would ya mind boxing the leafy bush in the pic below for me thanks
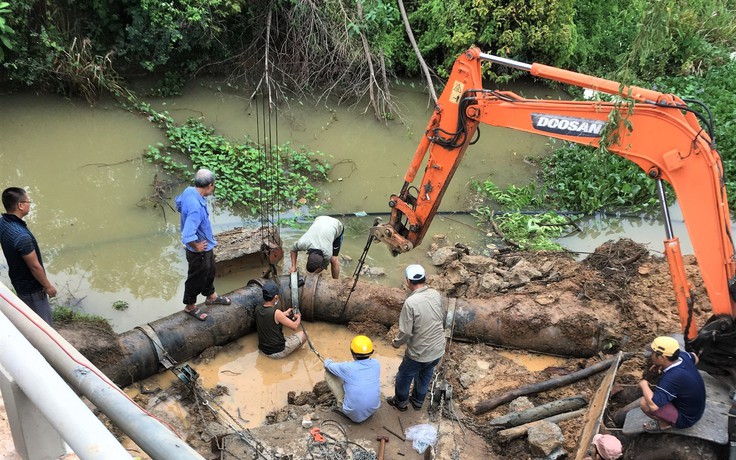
[541,144,660,214]
[143,112,331,214]
[407,0,578,80]
[0,1,14,61]
[471,181,570,250]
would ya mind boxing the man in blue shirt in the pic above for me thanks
[0,187,56,325]
[639,335,706,431]
[324,335,381,423]
[175,169,230,321]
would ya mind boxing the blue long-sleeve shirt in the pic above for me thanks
[175,187,217,251]
[324,358,381,423]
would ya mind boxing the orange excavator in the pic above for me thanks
[370,47,736,374]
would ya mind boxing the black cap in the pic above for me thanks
[262,280,279,300]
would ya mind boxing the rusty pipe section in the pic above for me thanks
[102,275,608,386]
[296,276,605,357]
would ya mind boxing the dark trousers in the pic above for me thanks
[183,250,216,305]
[18,289,53,325]
[394,356,441,407]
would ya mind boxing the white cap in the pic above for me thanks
[405,264,426,281]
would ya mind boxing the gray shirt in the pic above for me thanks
[291,216,344,266]
[393,285,446,362]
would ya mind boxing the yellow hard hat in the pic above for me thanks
[649,336,680,357]
[350,335,374,355]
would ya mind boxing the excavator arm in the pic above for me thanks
[372,47,736,364]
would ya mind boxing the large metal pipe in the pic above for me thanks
[99,275,612,387]
[0,309,132,459]
[0,283,205,460]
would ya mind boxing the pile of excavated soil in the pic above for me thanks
[55,238,709,459]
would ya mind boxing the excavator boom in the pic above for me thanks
[372,48,736,360]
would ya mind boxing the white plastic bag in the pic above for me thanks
[405,423,437,454]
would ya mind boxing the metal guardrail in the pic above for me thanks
[0,282,205,460]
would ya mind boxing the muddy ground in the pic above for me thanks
[56,238,710,459]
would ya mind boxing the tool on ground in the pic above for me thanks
[310,426,326,443]
[383,425,405,442]
[341,217,382,312]
[376,435,388,460]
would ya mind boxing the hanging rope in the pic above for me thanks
[254,74,283,278]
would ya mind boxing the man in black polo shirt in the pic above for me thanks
[0,187,56,324]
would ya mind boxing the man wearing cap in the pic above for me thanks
[254,280,306,359]
[387,264,446,411]
[583,434,623,460]
[638,336,706,431]
[290,216,344,279]
[323,335,381,423]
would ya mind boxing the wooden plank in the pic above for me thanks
[573,351,623,460]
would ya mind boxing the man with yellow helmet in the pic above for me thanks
[323,335,381,423]
[638,335,706,431]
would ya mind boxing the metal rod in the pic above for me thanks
[479,52,532,72]
[656,179,675,239]
[383,425,406,442]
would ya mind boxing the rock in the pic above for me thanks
[534,294,557,306]
[508,397,534,413]
[204,422,230,439]
[213,226,278,276]
[458,357,490,389]
[359,265,386,277]
[443,260,471,285]
[293,392,310,406]
[527,421,564,457]
[506,259,542,284]
[313,380,331,397]
[431,246,463,266]
[539,260,556,275]
[461,254,498,273]
[478,272,507,294]
[432,234,449,245]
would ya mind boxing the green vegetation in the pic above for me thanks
[0,2,14,61]
[112,300,129,311]
[472,182,570,250]
[53,307,114,333]
[137,102,330,214]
